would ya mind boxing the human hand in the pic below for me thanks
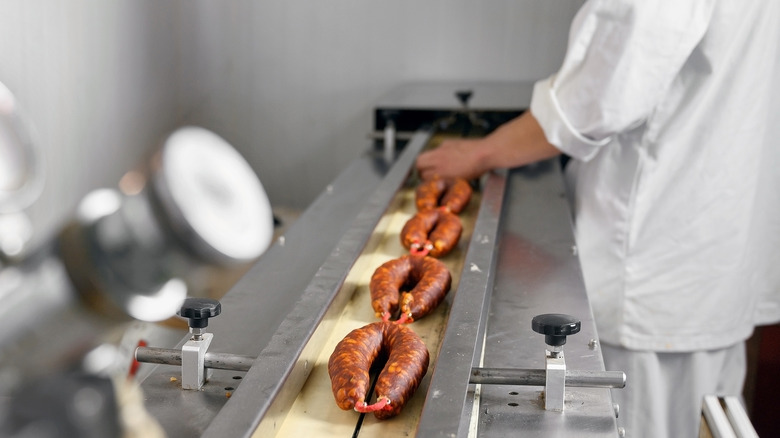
[415,138,488,181]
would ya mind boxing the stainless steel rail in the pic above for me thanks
[200,130,433,438]
[135,347,254,372]
[415,169,507,437]
[470,368,626,389]
[416,160,619,437]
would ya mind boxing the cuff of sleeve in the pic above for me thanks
[530,76,610,162]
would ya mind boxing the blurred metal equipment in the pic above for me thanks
[2,373,122,438]
[0,82,274,437]
[700,395,759,438]
[150,126,274,265]
[0,81,44,259]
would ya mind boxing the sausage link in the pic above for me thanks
[400,209,463,258]
[415,176,472,214]
[399,256,452,322]
[328,321,430,419]
[373,322,430,419]
[400,210,439,253]
[439,178,473,214]
[427,210,462,258]
[415,177,447,211]
[327,323,384,411]
[369,256,410,320]
[369,255,451,323]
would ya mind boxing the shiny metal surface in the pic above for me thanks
[417,160,618,437]
[181,333,213,390]
[415,169,507,436]
[470,368,625,389]
[476,161,617,437]
[544,351,567,411]
[723,396,758,438]
[0,81,44,214]
[135,347,254,372]
[702,395,759,438]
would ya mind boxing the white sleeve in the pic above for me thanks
[531,0,716,161]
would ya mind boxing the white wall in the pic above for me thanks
[0,1,583,243]
[0,1,185,243]
[177,0,584,208]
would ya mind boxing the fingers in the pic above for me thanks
[415,154,438,180]
[416,140,461,178]
[417,162,440,181]
[415,139,482,180]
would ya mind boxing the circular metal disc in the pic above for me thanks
[155,126,273,264]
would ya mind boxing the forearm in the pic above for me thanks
[475,110,561,172]
[415,109,561,180]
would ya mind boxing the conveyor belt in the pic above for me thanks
[271,170,480,437]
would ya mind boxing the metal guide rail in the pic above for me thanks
[418,161,621,437]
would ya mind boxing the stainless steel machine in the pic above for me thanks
[132,81,625,437]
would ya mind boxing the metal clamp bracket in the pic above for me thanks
[469,314,626,413]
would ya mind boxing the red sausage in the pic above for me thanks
[400,209,463,258]
[369,255,451,323]
[328,321,430,419]
[415,176,472,214]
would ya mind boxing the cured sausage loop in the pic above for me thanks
[369,255,451,324]
[328,321,430,419]
[401,209,463,258]
[415,176,472,214]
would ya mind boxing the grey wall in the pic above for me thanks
[0,1,186,244]
[176,1,584,208]
[0,1,584,244]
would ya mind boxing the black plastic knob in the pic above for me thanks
[456,90,473,106]
[532,314,581,347]
[178,297,221,329]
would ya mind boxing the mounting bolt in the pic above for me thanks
[178,297,221,341]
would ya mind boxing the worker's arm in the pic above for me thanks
[415,110,561,181]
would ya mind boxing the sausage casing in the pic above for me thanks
[415,176,472,214]
[328,321,430,419]
[440,178,473,214]
[415,177,447,211]
[401,209,463,258]
[369,255,451,322]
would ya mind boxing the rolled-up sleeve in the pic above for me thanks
[531,0,715,161]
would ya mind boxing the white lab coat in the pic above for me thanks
[530,0,780,352]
